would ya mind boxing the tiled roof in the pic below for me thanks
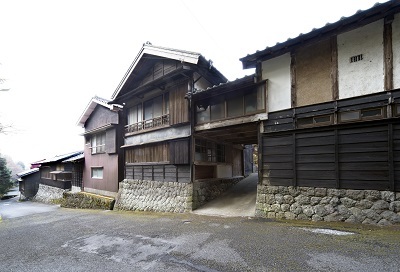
[40,151,83,164]
[62,153,84,163]
[16,168,39,178]
[192,74,256,96]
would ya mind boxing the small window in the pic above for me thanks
[361,108,382,118]
[91,167,103,179]
[395,104,400,116]
[339,108,383,123]
[297,115,332,128]
[91,132,106,154]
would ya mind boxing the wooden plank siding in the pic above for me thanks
[262,122,400,191]
[169,81,189,125]
[125,164,191,183]
[125,142,169,163]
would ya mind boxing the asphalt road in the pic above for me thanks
[1,198,400,271]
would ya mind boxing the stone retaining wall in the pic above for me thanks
[114,179,193,213]
[193,177,242,209]
[61,192,115,210]
[256,185,400,225]
[32,184,68,204]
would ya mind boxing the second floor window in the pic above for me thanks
[126,93,169,132]
[91,132,105,154]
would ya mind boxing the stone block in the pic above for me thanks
[329,196,340,207]
[345,190,365,201]
[275,194,284,204]
[377,219,391,226]
[267,212,276,219]
[327,189,346,197]
[363,209,382,222]
[302,205,314,217]
[355,199,373,209]
[362,218,378,225]
[320,196,332,205]
[371,200,390,211]
[281,204,290,212]
[271,204,281,212]
[310,197,321,205]
[341,197,357,208]
[315,188,327,197]
[365,190,381,201]
[314,205,328,217]
[266,186,280,194]
[295,195,310,205]
[290,203,303,215]
[300,187,315,196]
[284,212,296,220]
[288,187,300,197]
[389,201,400,213]
[276,212,285,219]
[278,186,289,195]
[324,212,345,222]
[265,194,276,205]
[380,211,400,223]
[283,195,294,205]
[337,205,352,219]
[381,191,395,202]
[396,192,400,201]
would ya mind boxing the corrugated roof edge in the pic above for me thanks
[240,1,398,68]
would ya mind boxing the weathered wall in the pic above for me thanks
[33,184,68,204]
[338,20,384,99]
[393,13,400,89]
[256,185,400,225]
[125,125,191,146]
[261,53,291,112]
[85,106,118,131]
[192,177,242,209]
[83,147,119,194]
[114,179,193,213]
[295,39,332,106]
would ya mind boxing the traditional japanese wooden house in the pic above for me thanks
[17,168,39,199]
[239,0,400,224]
[39,151,84,190]
[77,96,123,197]
[110,42,238,212]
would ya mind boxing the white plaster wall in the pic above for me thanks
[393,13,400,89]
[261,53,291,112]
[337,20,384,99]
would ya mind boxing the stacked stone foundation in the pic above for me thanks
[256,185,400,225]
[114,179,193,213]
[32,184,69,204]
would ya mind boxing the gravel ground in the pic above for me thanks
[0,202,400,272]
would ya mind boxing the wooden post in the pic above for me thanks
[384,15,394,91]
[331,36,339,100]
[290,53,297,108]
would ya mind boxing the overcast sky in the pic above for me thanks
[0,0,386,167]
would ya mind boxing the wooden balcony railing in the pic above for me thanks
[125,114,170,134]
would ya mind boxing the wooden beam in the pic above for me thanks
[384,15,394,91]
[331,36,339,100]
[290,53,297,108]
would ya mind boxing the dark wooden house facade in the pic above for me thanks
[110,42,228,184]
[238,1,400,223]
[39,151,84,190]
[17,168,40,199]
[77,96,123,197]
